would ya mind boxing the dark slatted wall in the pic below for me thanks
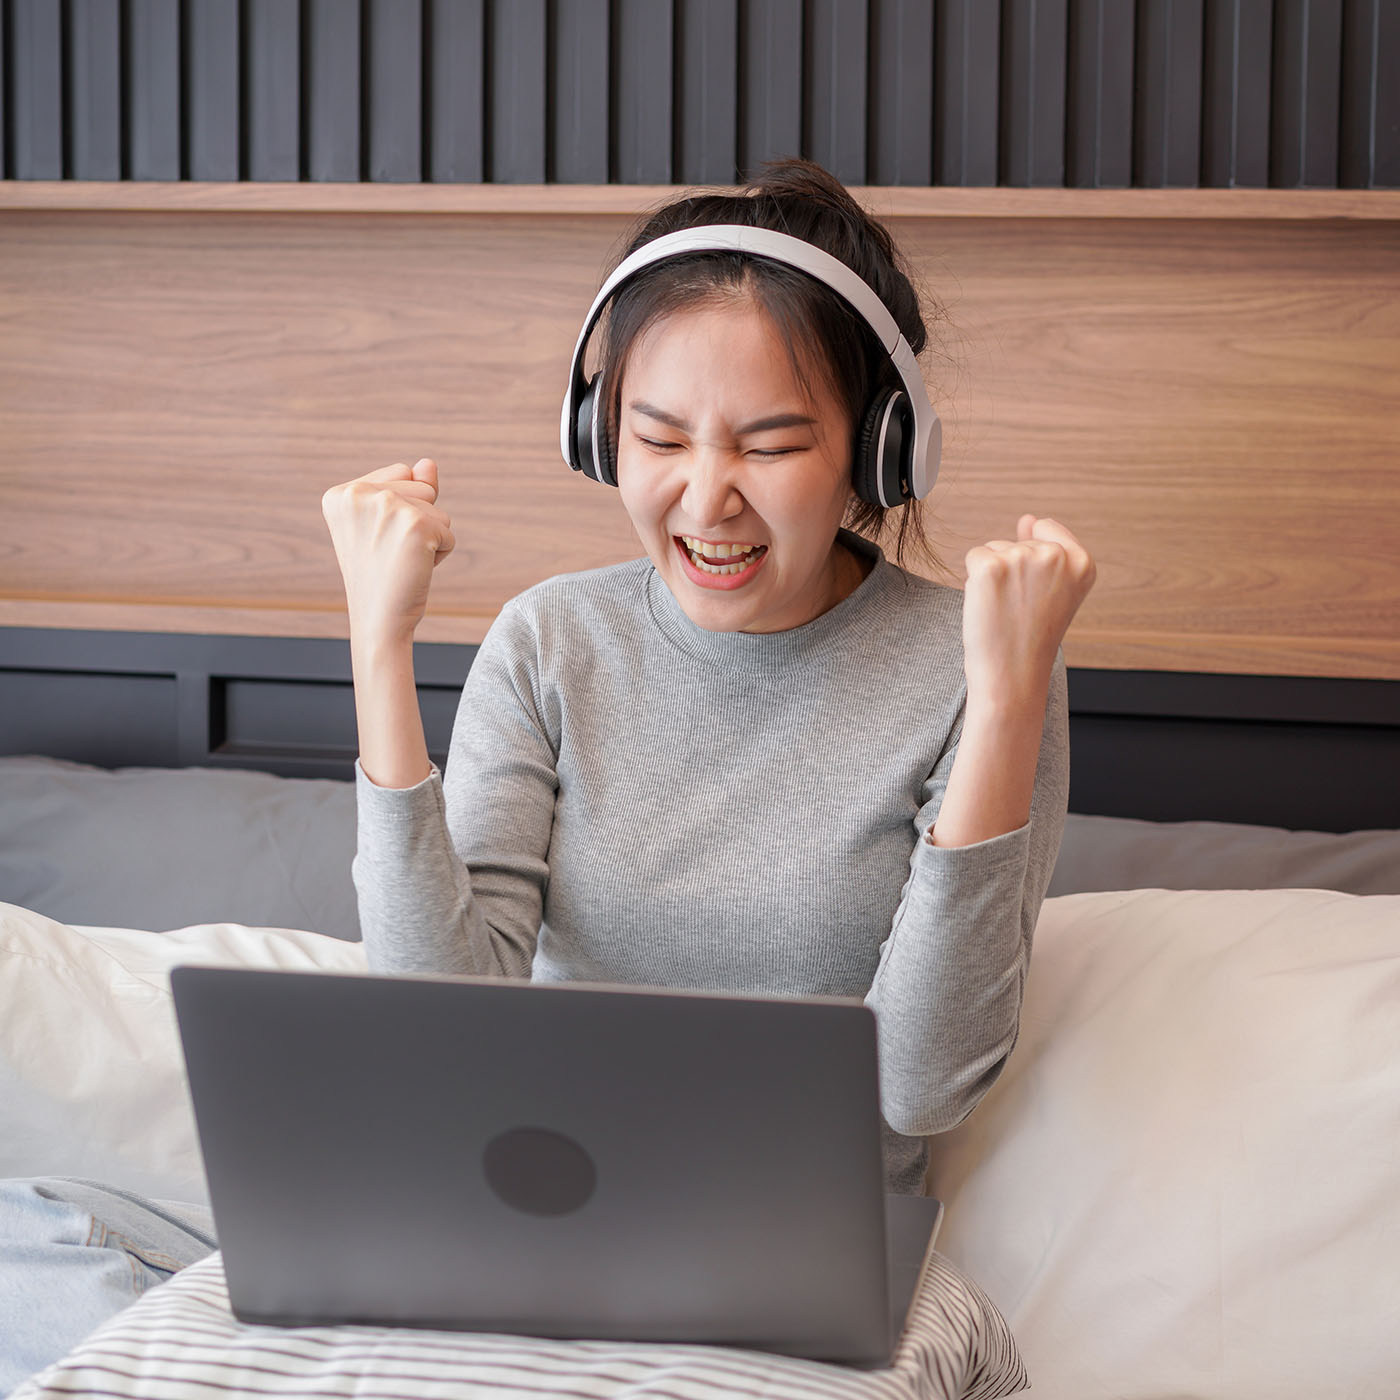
[1,0,1396,185]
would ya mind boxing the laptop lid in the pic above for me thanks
[172,966,938,1365]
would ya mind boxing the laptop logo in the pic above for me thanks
[483,1126,598,1216]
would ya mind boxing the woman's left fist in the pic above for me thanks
[961,515,1097,707]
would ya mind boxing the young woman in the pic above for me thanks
[323,159,1095,1196]
[0,160,1094,1392]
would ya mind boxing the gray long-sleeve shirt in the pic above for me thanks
[352,529,1069,1192]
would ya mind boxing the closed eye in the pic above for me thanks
[636,437,804,460]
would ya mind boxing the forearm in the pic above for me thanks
[928,687,1049,848]
[868,660,1070,1135]
[350,630,433,790]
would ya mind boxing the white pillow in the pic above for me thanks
[926,888,1400,1400]
[0,901,366,1205]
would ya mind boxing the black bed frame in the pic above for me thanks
[1,626,1396,833]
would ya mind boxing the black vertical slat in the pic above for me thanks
[551,0,609,182]
[365,0,421,180]
[10,0,64,177]
[245,0,300,179]
[1066,0,1135,187]
[1134,0,1204,186]
[69,0,122,179]
[1271,0,1343,187]
[868,0,933,185]
[428,0,485,181]
[187,0,239,180]
[934,0,1000,186]
[305,0,360,181]
[676,0,738,184]
[614,0,673,183]
[1340,0,1400,187]
[1201,0,1272,186]
[0,0,6,177]
[490,0,546,182]
[739,0,802,177]
[1000,0,1068,186]
[805,0,867,184]
[128,0,181,179]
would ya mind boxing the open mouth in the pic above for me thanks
[673,536,769,588]
[678,536,768,574]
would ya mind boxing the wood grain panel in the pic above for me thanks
[0,203,1396,678]
[4,181,1400,217]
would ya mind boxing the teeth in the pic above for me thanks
[681,535,763,560]
[679,536,766,575]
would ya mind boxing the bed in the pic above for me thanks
[2,644,1398,1400]
[3,165,1398,1399]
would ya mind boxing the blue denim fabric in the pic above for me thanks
[0,1178,217,1398]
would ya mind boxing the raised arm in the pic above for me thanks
[322,458,552,979]
[866,515,1095,1135]
[322,457,454,790]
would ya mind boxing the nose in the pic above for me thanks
[679,447,744,528]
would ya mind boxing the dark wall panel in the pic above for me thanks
[676,0,738,185]
[1201,0,1272,188]
[366,0,422,181]
[245,0,300,180]
[1135,0,1204,187]
[552,0,610,183]
[306,0,361,182]
[1067,0,1135,188]
[0,631,473,781]
[868,0,933,185]
[0,670,180,770]
[3,1,1394,192]
[128,0,181,179]
[69,0,122,180]
[1271,0,1344,187]
[11,0,64,178]
[1340,0,1400,188]
[935,0,1001,186]
[614,0,673,183]
[428,0,485,182]
[806,0,868,185]
[1001,0,1069,187]
[187,0,240,181]
[490,0,547,182]
[740,0,803,178]
[0,0,6,176]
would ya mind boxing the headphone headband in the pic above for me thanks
[560,224,941,502]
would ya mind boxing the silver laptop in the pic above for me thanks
[170,966,944,1368]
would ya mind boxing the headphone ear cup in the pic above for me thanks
[574,373,617,486]
[853,388,912,507]
[595,399,618,488]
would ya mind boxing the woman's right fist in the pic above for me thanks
[321,458,456,643]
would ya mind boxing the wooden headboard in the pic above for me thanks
[1,182,1397,682]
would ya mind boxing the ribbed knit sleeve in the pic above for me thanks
[863,648,1070,1138]
[350,600,558,980]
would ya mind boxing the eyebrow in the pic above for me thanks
[628,400,817,436]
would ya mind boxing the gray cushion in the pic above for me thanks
[5,755,1397,941]
[1049,810,1400,897]
[0,755,359,939]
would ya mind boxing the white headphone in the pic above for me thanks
[559,224,941,507]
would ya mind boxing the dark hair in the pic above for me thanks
[595,158,945,572]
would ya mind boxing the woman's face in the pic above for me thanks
[614,296,857,634]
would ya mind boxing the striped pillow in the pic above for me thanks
[12,1248,1026,1400]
